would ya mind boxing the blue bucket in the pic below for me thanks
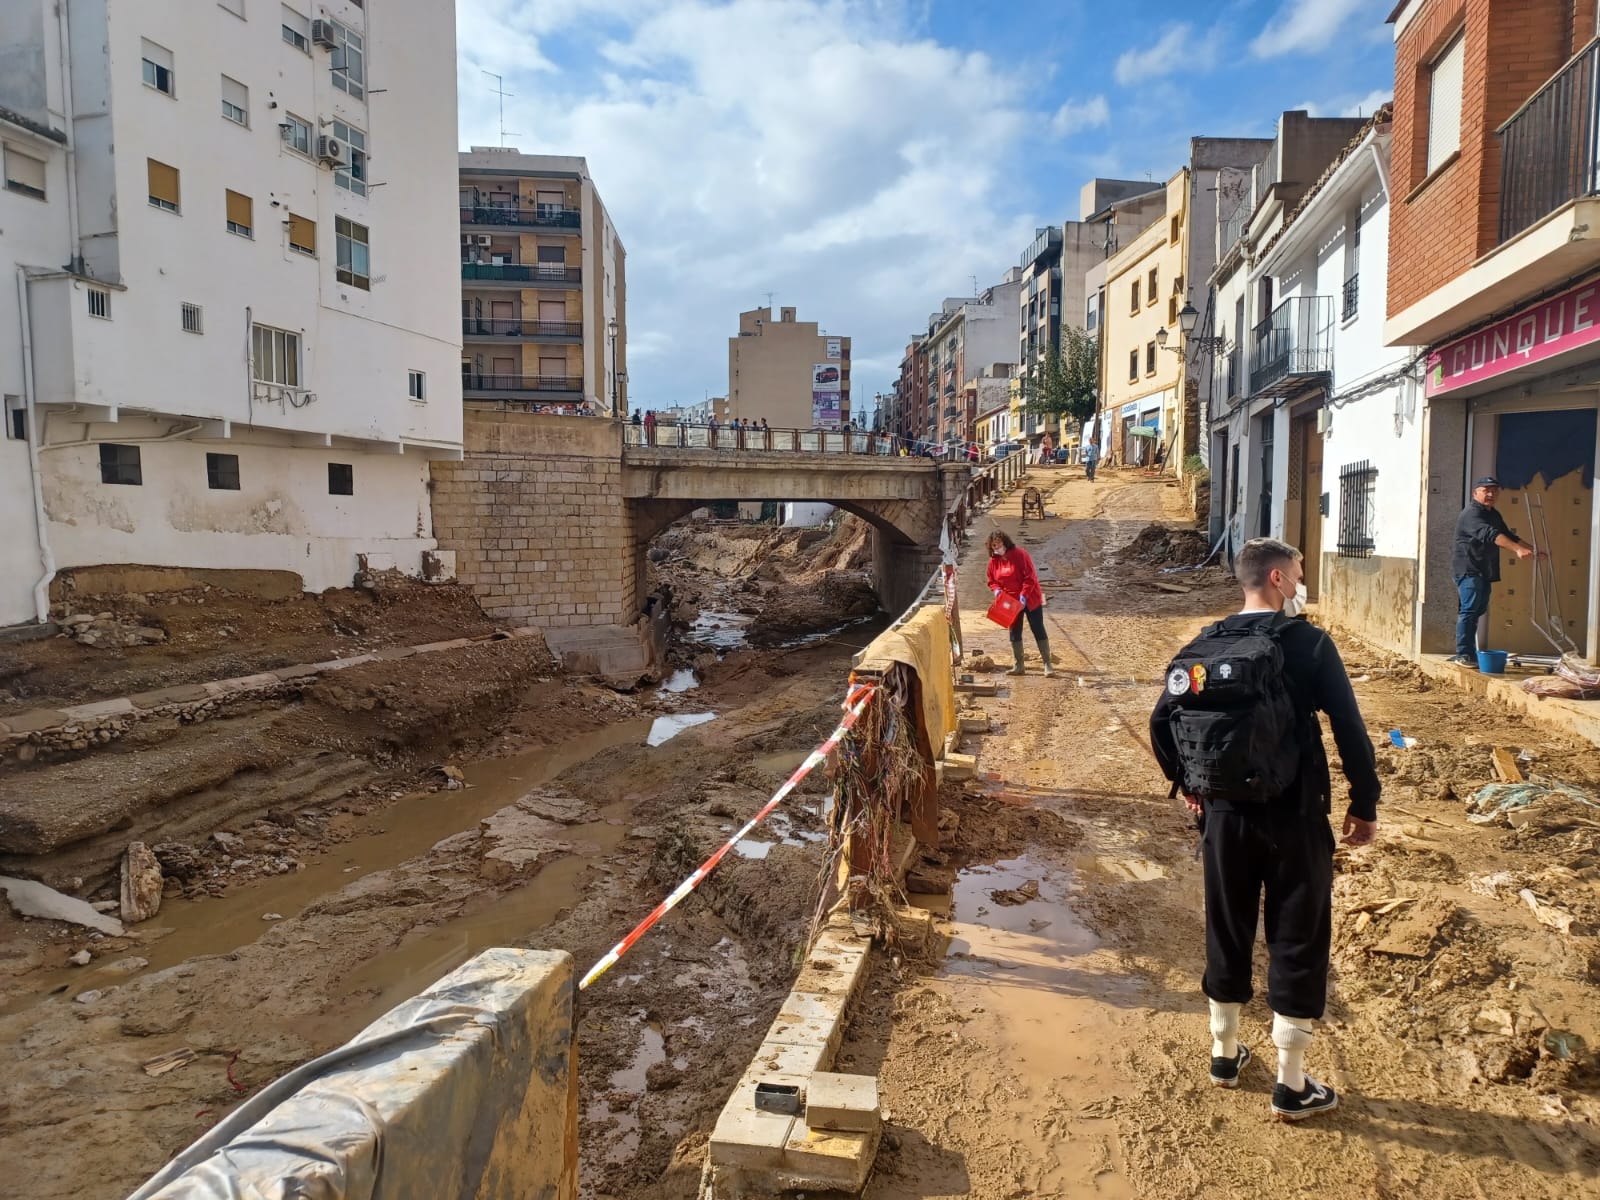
[1477,650,1508,674]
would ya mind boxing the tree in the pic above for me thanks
[1022,326,1098,428]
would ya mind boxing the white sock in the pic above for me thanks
[1272,1014,1314,1092]
[1209,1000,1241,1059]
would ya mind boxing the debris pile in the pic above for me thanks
[1115,524,1212,567]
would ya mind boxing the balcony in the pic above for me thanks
[462,373,584,397]
[1498,40,1600,244]
[1250,295,1333,397]
[461,263,582,288]
[459,205,582,231]
[462,318,583,342]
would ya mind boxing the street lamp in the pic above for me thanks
[1158,298,1228,356]
[607,317,620,417]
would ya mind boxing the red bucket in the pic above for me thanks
[986,591,1023,628]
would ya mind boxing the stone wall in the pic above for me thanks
[431,413,637,627]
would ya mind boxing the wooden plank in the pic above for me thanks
[1490,747,1524,784]
[1149,581,1192,594]
[954,682,998,696]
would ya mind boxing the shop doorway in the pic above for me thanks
[1287,411,1325,599]
[1256,412,1275,539]
[1480,407,1596,656]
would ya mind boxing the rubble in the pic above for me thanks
[119,842,164,924]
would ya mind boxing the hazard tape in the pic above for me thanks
[578,682,878,991]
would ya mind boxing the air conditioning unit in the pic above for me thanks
[474,235,492,246]
[316,135,346,166]
[311,19,337,48]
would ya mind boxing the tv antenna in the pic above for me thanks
[482,71,519,147]
[764,291,774,309]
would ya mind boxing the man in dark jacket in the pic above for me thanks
[1450,476,1542,665]
[1150,537,1379,1121]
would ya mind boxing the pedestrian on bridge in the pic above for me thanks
[1149,537,1379,1121]
[985,531,1051,677]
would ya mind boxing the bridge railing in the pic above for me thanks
[625,424,900,454]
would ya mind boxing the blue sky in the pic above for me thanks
[455,0,1396,421]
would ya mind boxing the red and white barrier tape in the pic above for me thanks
[578,681,877,991]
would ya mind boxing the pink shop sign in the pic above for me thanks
[1428,277,1600,398]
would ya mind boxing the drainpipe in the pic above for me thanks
[56,0,83,273]
[17,267,57,624]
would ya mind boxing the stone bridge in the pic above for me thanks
[429,412,976,679]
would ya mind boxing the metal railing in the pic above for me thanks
[1498,39,1600,244]
[461,263,583,285]
[1342,274,1360,322]
[625,424,896,455]
[1250,295,1334,395]
[462,318,583,339]
[459,205,582,229]
[462,373,584,394]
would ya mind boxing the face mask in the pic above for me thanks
[1280,580,1307,619]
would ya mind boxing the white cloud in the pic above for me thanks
[1340,88,1391,118]
[1113,24,1214,87]
[457,0,1038,407]
[1251,0,1373,59]
[1051,95,1109,137]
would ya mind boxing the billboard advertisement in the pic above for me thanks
[825,337,842,359]
[812,362,842,426]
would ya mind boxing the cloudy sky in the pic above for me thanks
[455,0,1396,420]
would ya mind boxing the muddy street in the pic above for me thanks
[853,469,1600,1200]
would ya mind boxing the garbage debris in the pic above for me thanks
[142,1049,197,1078]
[1519,889,1578,935]
[1465,781,1600,824]
[1388,729,1418,749]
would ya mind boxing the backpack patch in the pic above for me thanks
[1162,615,1303,804]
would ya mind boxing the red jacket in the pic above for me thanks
[986,546,1043,610]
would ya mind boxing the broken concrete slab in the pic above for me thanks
[805,1072,880,1134]
[940,752,977,781]
[779,1124,881,1192]
[128,684,211,710]
[0,876,125,936]
[708,1102,796,1170]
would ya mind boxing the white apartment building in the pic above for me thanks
[0,0,461,627]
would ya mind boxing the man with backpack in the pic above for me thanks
[1149,537,1379,1121]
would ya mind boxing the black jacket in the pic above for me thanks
[1451,501,1513,582]
[1149,614,1381,821]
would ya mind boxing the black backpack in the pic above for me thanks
[1162,613,1303,804]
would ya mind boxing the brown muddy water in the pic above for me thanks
[6,716,663,1015]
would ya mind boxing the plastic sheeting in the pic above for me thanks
[128,948,577,1200]
[854,605,957,759]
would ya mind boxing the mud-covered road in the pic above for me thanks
[851,469,1600,1200]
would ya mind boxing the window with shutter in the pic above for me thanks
[3,147,46,199]
[147,159,180,212]
[1427,30,1464,175]
[288,213,315,255]
[225,189,253,237]
[221,75,248,126]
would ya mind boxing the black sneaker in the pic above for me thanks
[1209,1043,1251,1088]
[1445,654,1477,667]
[1271,1076,1338,1120]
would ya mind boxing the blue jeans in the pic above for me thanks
[1455,575,1489,659]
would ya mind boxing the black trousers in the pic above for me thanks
[1200,808,1334,1019]
[1007,605,1047,644]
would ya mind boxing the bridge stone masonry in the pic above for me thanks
[429,412,975,680]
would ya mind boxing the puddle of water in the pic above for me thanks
[646,712,716,746]
[585,1019,666,1165]
[751,748,807,778]
[6,719,654,1013]
[929,855,1138,1199]
[729,811,827,860]
[691,609,753,649]
[660,668,699,694]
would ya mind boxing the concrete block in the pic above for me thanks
[958,709,990,733]
[766,991,843,1061]
[128,684,211,710]
[66,697,135,720]
[954,681,999,696]
[805,1073,880,1134]
[939,752,977,781]
[743,1041,827,1082]
[779,1124,880,1192]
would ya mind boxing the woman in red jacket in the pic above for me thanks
[986,530,1052,677]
